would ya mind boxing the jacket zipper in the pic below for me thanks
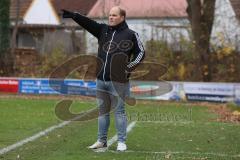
[103,30,116,81]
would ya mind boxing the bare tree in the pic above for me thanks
[186,0,216,81]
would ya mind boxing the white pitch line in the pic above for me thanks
[0,107,96,155]
[0,121,70,155]
[108,149,240,158]
[107,121,137,147]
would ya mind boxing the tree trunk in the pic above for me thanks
[187,0,216,81]
[10,0,21,75]
[0,0,11,75]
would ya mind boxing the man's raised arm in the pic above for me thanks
[62,9,104,39]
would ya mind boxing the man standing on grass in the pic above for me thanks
[62,6,145,152]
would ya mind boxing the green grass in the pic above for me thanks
[0,98,94,148]
[227,102,240,112]
[0,97,240,160]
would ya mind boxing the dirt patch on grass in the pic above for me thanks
[209,105,240,123]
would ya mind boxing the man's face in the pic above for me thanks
[108,7,124,26]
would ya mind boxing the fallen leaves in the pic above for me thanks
[209,105,240,123]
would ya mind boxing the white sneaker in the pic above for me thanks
[88,141,107,152]
[117,142,127,151]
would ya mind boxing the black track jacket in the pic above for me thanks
[72,13,145,83]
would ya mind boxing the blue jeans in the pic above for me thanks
[96,79,130,143]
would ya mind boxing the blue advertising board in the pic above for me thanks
[64,80,96,96]
[19,78,96,96]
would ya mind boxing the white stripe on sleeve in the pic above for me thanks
[127,33,144,68]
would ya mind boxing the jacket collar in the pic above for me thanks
[109,20,128,31]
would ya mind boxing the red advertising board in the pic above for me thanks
[0,78,19,93]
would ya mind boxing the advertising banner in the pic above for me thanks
[0,78,19,93]
[64,80,96,96]
[7,78,240,104]
[19,79,96,96]
[234,84,240,106]
[19,79,61,94]
[184,82,235,102]
[130,81,177,100]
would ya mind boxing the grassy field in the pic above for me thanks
[0,96,240,160]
